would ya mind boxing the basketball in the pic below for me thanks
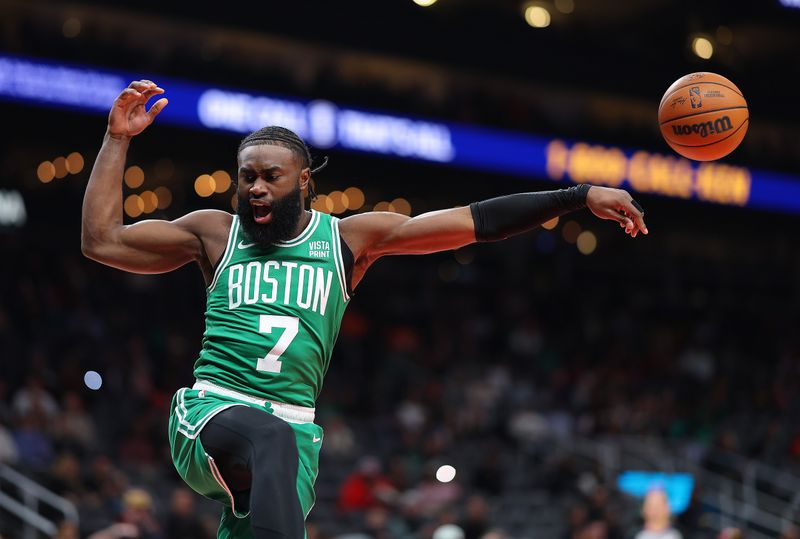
[658,72,748,161]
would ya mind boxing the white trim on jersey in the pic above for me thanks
[175,388,246,439]
[207,215,240,293]
[192,380,316,424]
[273,210,321,248]
[330,217,351,303]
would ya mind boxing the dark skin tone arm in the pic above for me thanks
[83,81,648,292]
[81,80,230,284]
[338,187,647,288]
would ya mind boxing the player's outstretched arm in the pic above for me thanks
[340,185,647,283]
[81,80,229,276]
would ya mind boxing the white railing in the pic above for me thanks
[559,435,799,539]
[0,464,79,539]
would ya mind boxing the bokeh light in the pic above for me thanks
[576,230,598,254]
[344,187,365,210]
[391,198,411,216]
[212,170,232,193]
[83,370,102,390]
[141,190,158,213]
[436,465,457,483]
[66,152,84,174]
[37,161,56,183]
[124,166,145,188]
[154,186,172,210]
[124,194,144,218]
[328,191,349,214]
[194,174,216,197]
[312,194,335,213]
[554,0,574,14]
[525,5,551,28]
[62,17,81,38]
[53,156,68,179]
[692,36,714,59]
[541,217,559,230]
[716,25,733,45]
[562,220,581,243]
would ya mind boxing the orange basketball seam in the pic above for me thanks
[659,106,749,126]
[659,81,745,107]
[664,118,749,148]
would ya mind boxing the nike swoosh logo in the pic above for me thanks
[238,240,257,249]
[312,436,321,443]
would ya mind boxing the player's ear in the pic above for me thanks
[299,167,311,192]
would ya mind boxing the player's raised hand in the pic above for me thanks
[586,185,649,237]
[107,80,168,139]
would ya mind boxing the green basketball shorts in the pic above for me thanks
[168,380,323,539]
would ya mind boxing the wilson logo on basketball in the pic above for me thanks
[671,116,733,138]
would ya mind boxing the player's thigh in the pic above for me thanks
[167,390,245,507]
[287,422,324,518]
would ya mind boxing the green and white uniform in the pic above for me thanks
[168,210,351,538]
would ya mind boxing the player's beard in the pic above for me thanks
[237,184,303,246]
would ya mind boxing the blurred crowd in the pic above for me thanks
[1,193,799,538]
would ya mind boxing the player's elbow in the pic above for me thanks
[80,235,101,260]
[80,227,111,261]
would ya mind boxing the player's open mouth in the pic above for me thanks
[252,203,273,224]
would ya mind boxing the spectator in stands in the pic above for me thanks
[51,391,97,451]
[717,528,742,539]
[118,488,162,539]
[12,375,59,419]
[634,489,683,539]
[0,419,18,464]
[165,487,209,539]
[459,494,490,539]
[780,525,799,539]
[55,520,80,539]
[339,455,398,512]
[12,408,54,472]
[361,506,411,539]
[321,415,358,460]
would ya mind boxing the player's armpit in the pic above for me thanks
[81,209,231,274]
[339,206,475,265]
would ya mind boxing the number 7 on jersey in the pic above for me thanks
[256,315,299,373]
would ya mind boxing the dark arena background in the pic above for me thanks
[2,1,800,538]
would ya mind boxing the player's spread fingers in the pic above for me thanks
[116,88,141,106]
[141,87,165,100]
[147,98,169,119]
[129,80,154,92]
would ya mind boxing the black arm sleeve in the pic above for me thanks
[469,184,591,242]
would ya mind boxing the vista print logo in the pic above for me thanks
[689,86,702,109]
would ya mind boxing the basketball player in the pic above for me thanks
[81,80,647,539]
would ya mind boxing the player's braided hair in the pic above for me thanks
[238,126,328,201]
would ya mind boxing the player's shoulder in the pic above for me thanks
[338,211,408,259]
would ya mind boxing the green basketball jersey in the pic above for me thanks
[193,210,351,407]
